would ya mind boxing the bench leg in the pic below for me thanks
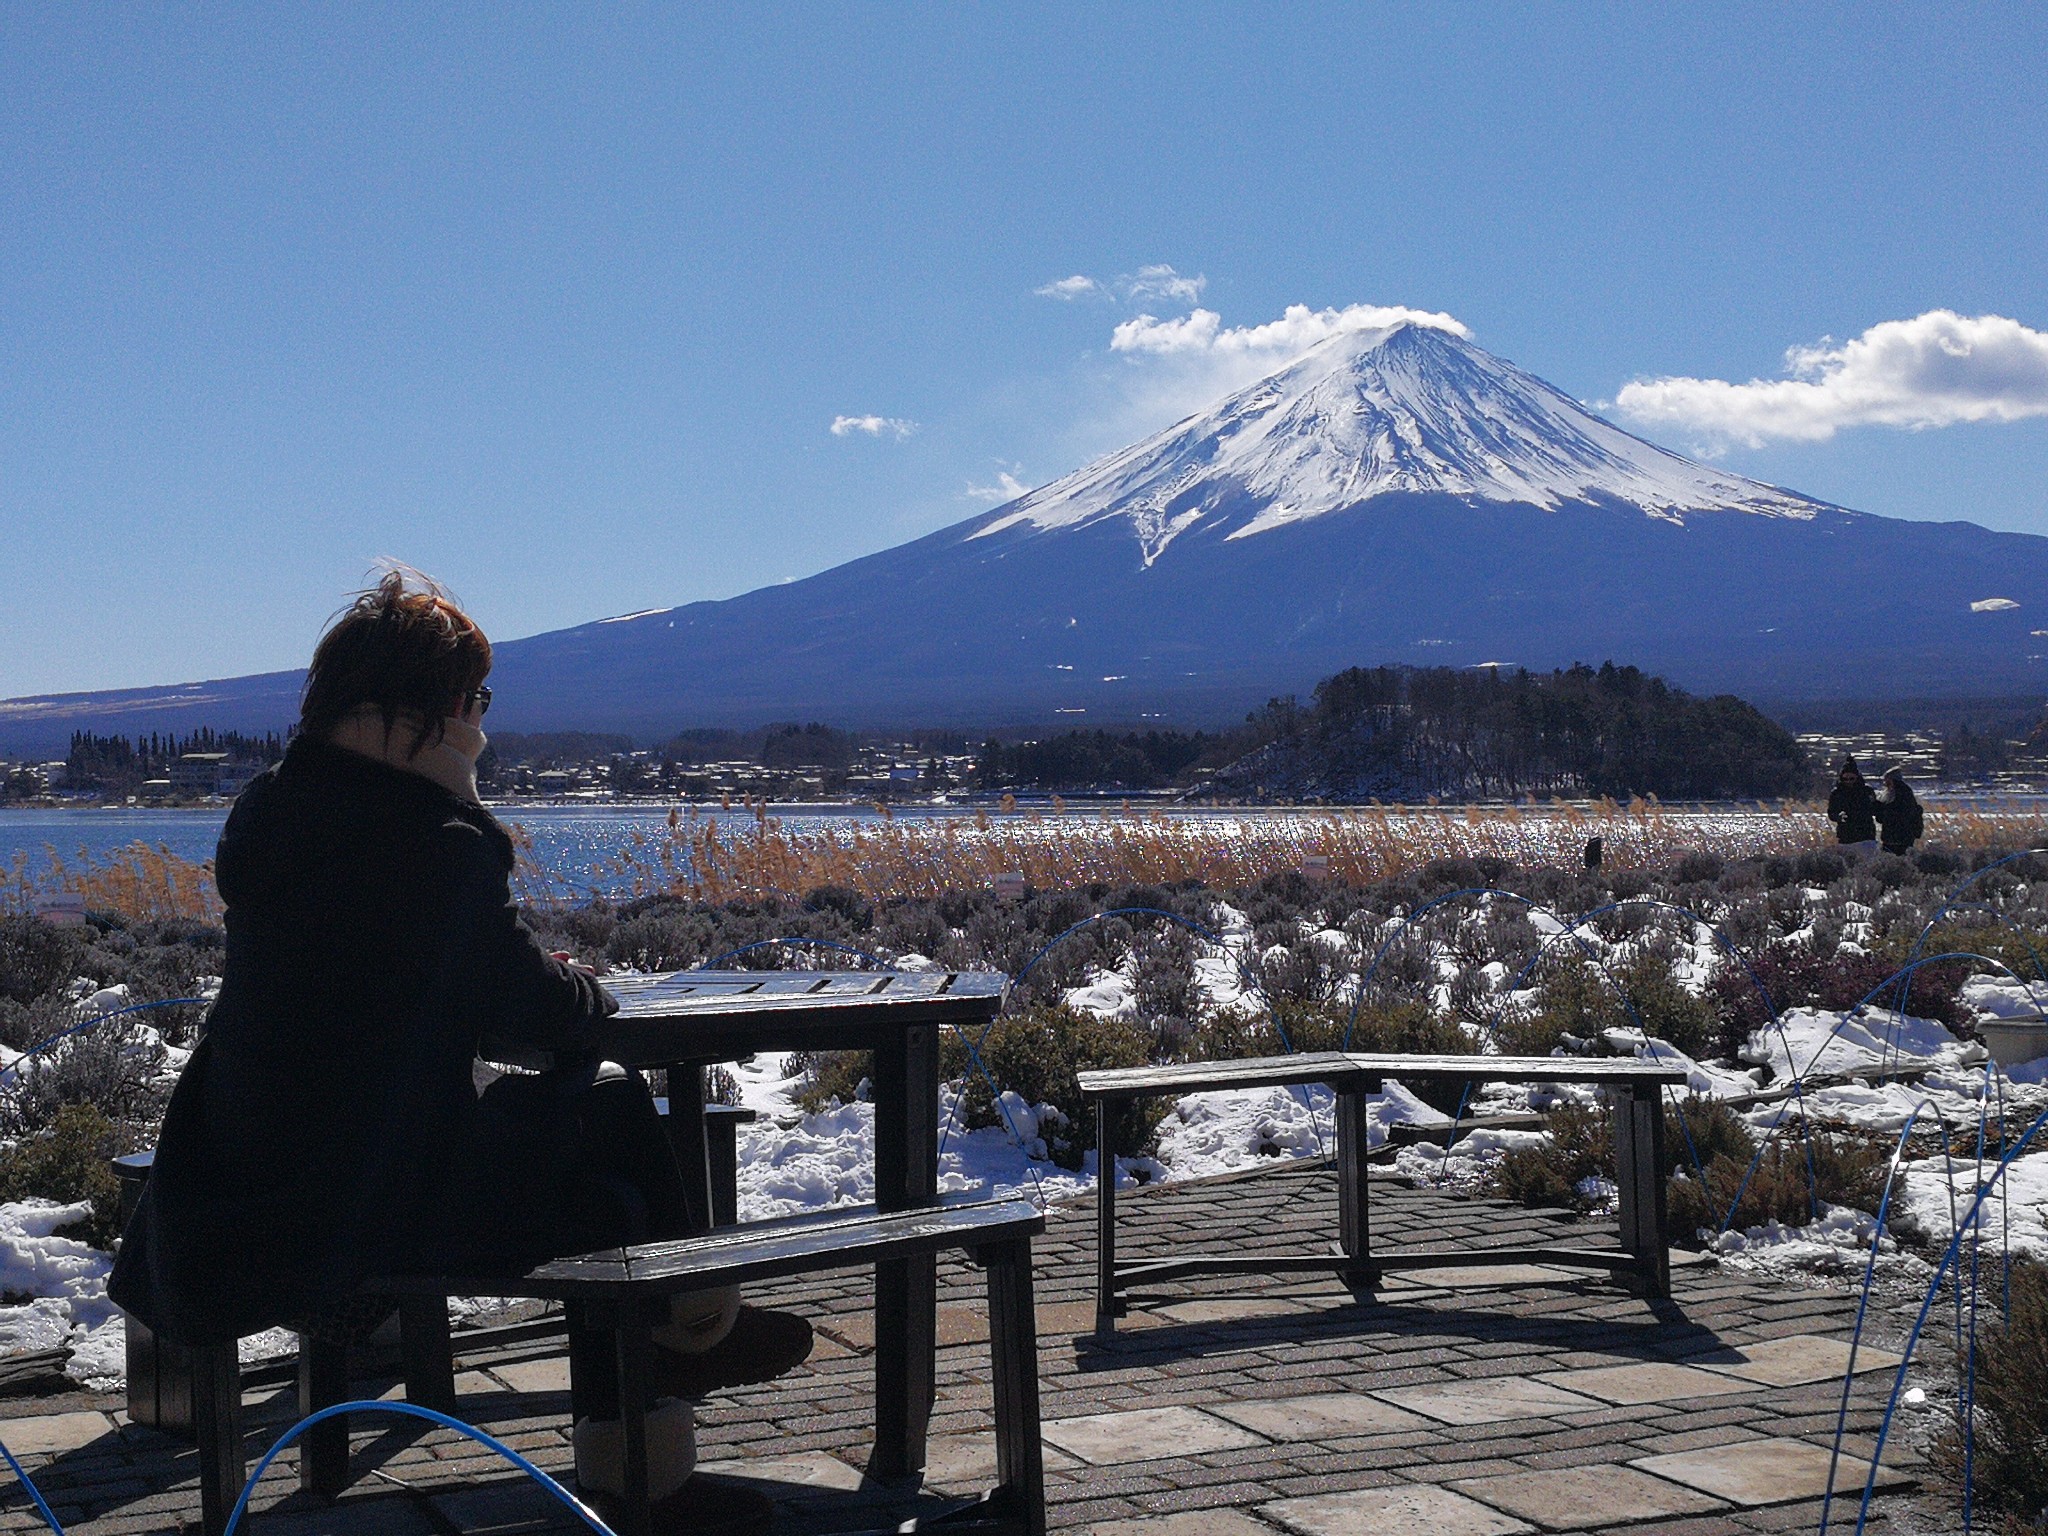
[1613,1085,1670,1298]
[983,1236,1046,1536]
[611,1303,656,1536]
[192,1341,243,1536]
[296,1333,350,1499]
[398,1295,457,1414]
[1095,1098,1117,1337]
[1336,1083,1377,1287]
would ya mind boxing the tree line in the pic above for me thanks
[62,729,285,797]
[1210,662,1810,802]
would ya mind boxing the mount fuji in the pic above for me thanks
[9,319,2048,749]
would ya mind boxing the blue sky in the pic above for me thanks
[5,4,2046,697]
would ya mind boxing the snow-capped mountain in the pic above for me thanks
[972,322,1823,563]
[8,322,2046,750]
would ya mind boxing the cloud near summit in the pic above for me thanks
[1110,302,1469,358]
[1614,310,2048,447]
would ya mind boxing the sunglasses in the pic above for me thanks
[465,686,492,717]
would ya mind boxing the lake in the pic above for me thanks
[2,801,1247,897]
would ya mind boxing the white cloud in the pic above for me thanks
[1123,264,1206,304]
[1613,310,2048,447]
[964,466,1031,503]
[1034,264,1207,305]
[1110,301,1469,358]
[829,414,919,440]
[1035,274,1103,300]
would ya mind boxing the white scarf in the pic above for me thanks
[328,708,487,805]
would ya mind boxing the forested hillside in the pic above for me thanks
[1205,662,1809,803]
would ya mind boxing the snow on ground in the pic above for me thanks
[1959,973,2048,1020]
[0,1201,125,1386]
[1712,1204,1892,1277]
[1153,1080,1445,1181]
[1746,1006,1979,1082]
[1896,1147,2048,1260]
[1601,1028,1761,1100]
[734,1085,1100,1224]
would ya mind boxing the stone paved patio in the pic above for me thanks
[0,1162,1942,1534]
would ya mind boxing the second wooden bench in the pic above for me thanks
[1077,1051,1688,1333]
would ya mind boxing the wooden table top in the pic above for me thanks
[589,969,1009,1062]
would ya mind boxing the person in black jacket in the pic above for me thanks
[109,572,798,1532]
[1875,767,1926,856]
[1827,756,1879,849]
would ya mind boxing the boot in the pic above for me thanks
[653,1303,814,1399]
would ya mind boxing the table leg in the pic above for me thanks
[1336,1078,1377,1287]
[657,1060,716,1234]
[1095,1097,1117,1336]
[1614,1084,1670,1298]
[869,1023,939,1479]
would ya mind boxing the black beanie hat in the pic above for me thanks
[1840,755,1860,775]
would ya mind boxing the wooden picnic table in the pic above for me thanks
[584,967,1009,1478]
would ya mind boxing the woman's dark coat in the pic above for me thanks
[108,737,614,1346]
[1875,792,1925,855]
[1827,779,1879,844]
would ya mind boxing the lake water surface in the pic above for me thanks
[2,801,1231,895]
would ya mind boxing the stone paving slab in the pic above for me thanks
[1208,1391,1431,1440]
[1042,1406,1267,1465]
[1537,1361,1762,1406]
[0,1410,116,1456]
[1451,1463,1730,1529]
[693,1451,875,1497]
[1631,1435,1915,1506]
[1263,1483,1535,1535]
[1372,1375,1607,1424]
[1684,1333,1906,1388]
[920,1432,1081,1490]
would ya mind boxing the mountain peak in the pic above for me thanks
[969,321,1829,564]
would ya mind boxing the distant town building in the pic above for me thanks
[166,752,264,796]
[169,753,230,794]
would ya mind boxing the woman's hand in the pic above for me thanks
[551,950,599,978]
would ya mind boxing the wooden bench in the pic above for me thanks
[190,1199,1047,1536]
[1077,1052,1688,1334]
[112,1102,761,1532]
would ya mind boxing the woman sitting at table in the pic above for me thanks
[110,569,805,1533]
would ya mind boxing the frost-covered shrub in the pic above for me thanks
[1487,1102,1610,1211]
[1672,852,1724,887]
[802,885,872,928]
[606,906,713,971]
[0,916,83,1007]
[1666,1122,1894,1242]
[1131,927,1199,1026]
[1934,1258,2048,1530]
[791,1049,869,1112]
[0,1019,167,1141]
[1710,942,1970,1062]
[1612,954,1719,1059]
[942,1005,1156,1168]
[0,1102,128,1250]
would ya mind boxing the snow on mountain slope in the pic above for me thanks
[970,321,1829,564]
